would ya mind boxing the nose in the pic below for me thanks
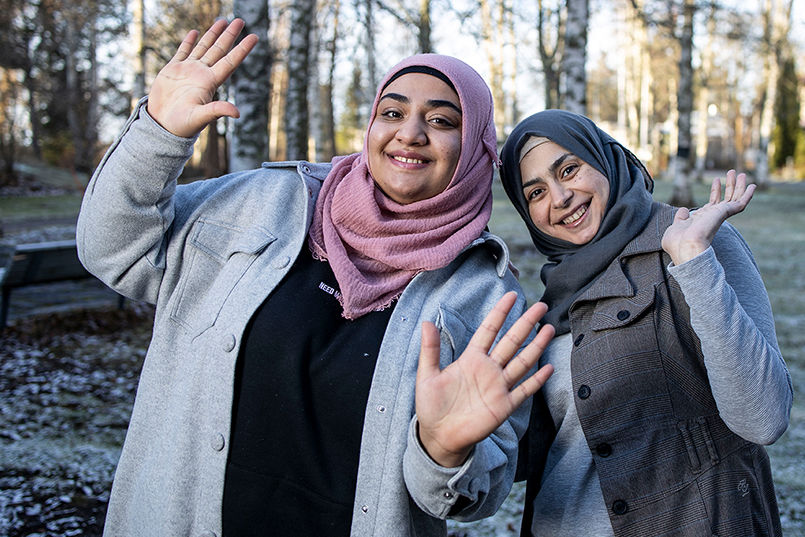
[551,184,572,208]
[396,116,428,146]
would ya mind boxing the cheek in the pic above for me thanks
[528,203,549,229]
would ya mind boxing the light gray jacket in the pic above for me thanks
[77,102,531,537]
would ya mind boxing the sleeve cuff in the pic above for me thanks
[403,416,490,519]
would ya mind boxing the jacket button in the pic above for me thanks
[574,334,584,346]
[211,433,226,451]
[617,310,630,321]
[222,334,236,352]
[577,385,591,399]
[361,505,369,513]
[612,499,628,515]
[596,443,612,457]
[273,256,290,269]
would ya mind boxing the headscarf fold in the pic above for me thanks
[308,54,499,319]
[499,109,654,334]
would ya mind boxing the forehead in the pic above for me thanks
[519,141,572,178]
[379,72,460,107]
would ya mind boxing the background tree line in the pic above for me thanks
[0,0,802,208]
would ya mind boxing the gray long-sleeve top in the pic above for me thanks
[529,208,791,536]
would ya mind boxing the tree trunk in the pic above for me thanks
[756,0,792,188]
[537,0,563,110]
[317,0,340,161]
[694,4,716,182]
[564,0,588,116]
[284,0,316,161]
[481,0,504,135]
[364,0,377,92]
[418,0,432,53]
[230,0,271,172]
[669,0,695,208]
[132,0,146,110]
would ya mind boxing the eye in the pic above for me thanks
[428,115,459,129]
[379,109,403,120]
[525,187,546,201]
[559,163,579,179]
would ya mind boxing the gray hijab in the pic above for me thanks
[499,109,654,334]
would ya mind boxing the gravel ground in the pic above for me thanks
[0,222,802,536]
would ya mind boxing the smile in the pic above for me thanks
[391,155,427,164]
[561,204,588,226]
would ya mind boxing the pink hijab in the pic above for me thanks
[308,54,499,319]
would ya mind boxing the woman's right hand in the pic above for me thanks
[662,170,755,266]
[146,19,258,139]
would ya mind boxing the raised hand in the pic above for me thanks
[662,170,756,266]
[146,19,259,138]
[415,292,555,468]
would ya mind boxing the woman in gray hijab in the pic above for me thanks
[499,109,791,537]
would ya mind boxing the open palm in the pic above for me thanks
[415,293,555,468]
[662,170,755,266]
[146,19,258,138]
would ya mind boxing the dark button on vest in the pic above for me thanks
[612,500,628,515]
[617,309,630,321]
[574,333,584,346]
[596,443,612,457]
[577,385,591,399]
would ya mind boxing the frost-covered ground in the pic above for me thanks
[2,174,804,536]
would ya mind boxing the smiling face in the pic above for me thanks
[366,73,462,205]
[519,140,610,245]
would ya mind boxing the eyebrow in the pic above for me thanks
[521,152,574,190]
[379,93,462,115]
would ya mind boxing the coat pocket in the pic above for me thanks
[169,219,275,333]
[435,305,475,368]
[588,285,656,331]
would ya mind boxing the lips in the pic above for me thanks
[391,155,428,164]
[560,203,588,226]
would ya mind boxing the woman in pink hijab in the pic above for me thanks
[77,19,554,537]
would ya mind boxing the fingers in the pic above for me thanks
[500,320,555,389]
[713,170,755,214]
[489,300,547,367]
[511,363,555,409]
[708,176,722,205]
[417,321,443,383]
[173,30,200,62]
[187,19,231,61]
[467,291,519,354]
[673,206,690,224]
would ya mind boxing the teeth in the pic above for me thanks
[393,156,426,164]
[562,205,587,225]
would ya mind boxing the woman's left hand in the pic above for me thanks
[415,292,555,468]
[662,170,755,266]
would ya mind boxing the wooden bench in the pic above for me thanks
[0,240,124,327]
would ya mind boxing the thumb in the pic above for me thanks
[417,321,442,384]
[673,206,690,222]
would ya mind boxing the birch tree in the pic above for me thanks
[362,0,377,91]
[537,0,565,110]
[756,0,794,188]
[668,0,695,207]
[377,0,433,53]
[132,0,146,111]
[284,0,317,160]
[480,0,505,134]
[563,0,588,115]
[693,3,716,181]
[230,0,271,172]
[314,0,340,161]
